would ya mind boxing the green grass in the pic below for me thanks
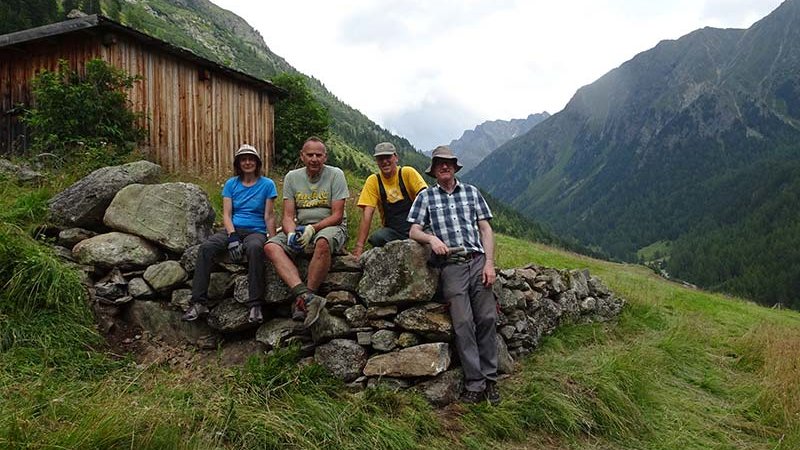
[3,167,800,449]
[636,239,671,263]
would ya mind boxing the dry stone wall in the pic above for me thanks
[48,161,625,405]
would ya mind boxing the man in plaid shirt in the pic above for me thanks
[407,145,500,405]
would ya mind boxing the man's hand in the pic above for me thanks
[352,243,364,259]
[287,226,304,252]
[482,261,496,287]
[227,234,243,261]
[299,224,316,247]
[429,235,449,256]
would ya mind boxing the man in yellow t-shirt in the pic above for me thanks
[353,142,428,258]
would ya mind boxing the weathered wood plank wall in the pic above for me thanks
[0,31,274,177]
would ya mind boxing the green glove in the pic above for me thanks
[298,224,316,247]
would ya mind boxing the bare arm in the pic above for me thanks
[409,223,448,256]
[264,198,277,237]
[282,199,297,235]
[478,219,496,286]
[222,197,235,235]
[353,205,376,258]
[310,199,346,231]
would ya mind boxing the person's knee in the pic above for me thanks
[475,312,496,330]
[246,241,264,258]
[314,237,331,256]
[198,240,220,258]
[368,228,399,248]
[451,314,475,333]
[264,242,284,260]
[367,232,385,248]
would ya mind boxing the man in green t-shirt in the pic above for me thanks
[265,137,349,328]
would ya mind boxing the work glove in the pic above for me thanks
[287,226,305,252]
[227,234,243,261]
[298,224,316,248]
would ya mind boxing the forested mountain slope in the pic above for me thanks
[466,0,800,307]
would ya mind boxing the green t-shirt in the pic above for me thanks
[283,165,349,226]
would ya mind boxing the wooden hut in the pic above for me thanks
[0,14,283,175]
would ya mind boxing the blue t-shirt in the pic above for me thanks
[222,176,278,234]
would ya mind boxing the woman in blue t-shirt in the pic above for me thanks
[183,144,278,324]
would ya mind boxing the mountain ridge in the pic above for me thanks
[466,0,800,306]
[427,112,550,173]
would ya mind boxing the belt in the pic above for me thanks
[446,251,480,264]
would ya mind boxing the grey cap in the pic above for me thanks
[425,145,462,176]
[235,144,261,162]
[373,142,397,157]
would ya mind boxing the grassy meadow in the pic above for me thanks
[1,164,799,449]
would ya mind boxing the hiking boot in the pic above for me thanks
[291,297,307,321]
[248,305,263,324]
[302,293,327,328]
[459,389,484,404]
[181,303,209,322]
[484,381,501,406]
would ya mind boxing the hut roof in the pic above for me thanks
[0,14,284,97]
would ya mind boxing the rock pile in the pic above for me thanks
[48,161,625,405]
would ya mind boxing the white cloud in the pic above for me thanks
[212,0,784,150]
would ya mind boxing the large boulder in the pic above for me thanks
[234,266,291,304]
[0,158,43,184]
[415,369,464,406]
[319,271,362,294]
[72,232,162,269]
[496,336,516,374]
[207,298,258,333]
[371,329,398,352]
[103,182,214,253]
[57,228,97,248]
[143,260,188,292]
[357,240,438,306]
[255,318,305,349]
[310,308,351,343]
[128,277,155,298]
[395,303,453,340]
[126,300,217,346]
[363,343,451,377]
[48,160,161,229]
[314,339,368,382]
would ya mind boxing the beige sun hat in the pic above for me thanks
[373,142,397,157]
[425,145,462,176]
[235,144,260,161]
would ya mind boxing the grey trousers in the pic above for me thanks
[191,229,267,306]
[440,252,498,392]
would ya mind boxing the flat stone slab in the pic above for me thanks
[363,342,451,377]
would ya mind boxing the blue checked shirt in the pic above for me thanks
[407,180,493,253]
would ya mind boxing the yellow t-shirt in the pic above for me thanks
[357,166,428,224]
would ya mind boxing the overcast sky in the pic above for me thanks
[213,0,783,151]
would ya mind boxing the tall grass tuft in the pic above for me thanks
[0,222,118,379]
[0,223,85,317]
[736,323,800,444]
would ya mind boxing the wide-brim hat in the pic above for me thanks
[234,144,261,163]
[425,145,462,177]
[374,142,397,157]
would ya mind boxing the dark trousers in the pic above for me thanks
[191,229,267,306]
[367,226,408,248]
[440,253,498,392]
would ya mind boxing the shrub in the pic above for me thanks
[272,73,330,170]
[23,58,146,168]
